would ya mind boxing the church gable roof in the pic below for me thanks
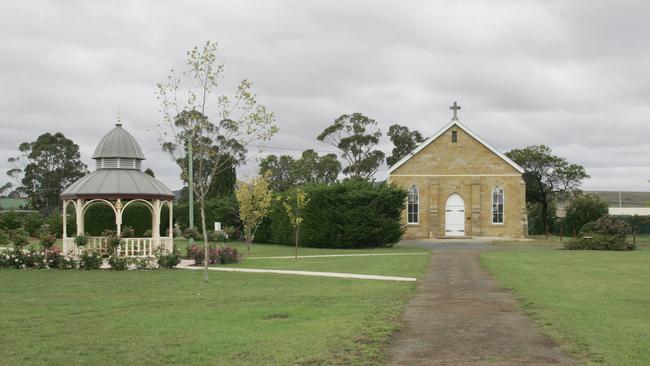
[387,119,524,174]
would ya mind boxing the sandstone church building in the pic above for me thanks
[388,103,528,239]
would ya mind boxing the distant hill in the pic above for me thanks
[0,197,28,211]
[586,191,650,207]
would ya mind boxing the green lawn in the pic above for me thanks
[481,246,650,365]
[0,245,430,365]
[175,239,426,257]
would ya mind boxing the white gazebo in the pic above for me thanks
[60,123,175,257]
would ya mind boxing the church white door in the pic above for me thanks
[445,194,465,237]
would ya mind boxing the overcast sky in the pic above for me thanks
[1,0,649,192]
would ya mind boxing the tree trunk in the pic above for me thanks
[294,224,299,260]
[247,236,251,255]
[199,194,209,283]
[541,199,549,237]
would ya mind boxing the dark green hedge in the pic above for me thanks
[255,180,406,248]
[81,202,170,237]
[173,195,240,233]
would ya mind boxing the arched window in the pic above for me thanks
[492,187,504,224]
[407,185,419,224]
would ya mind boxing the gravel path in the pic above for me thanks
[388,245,576,365]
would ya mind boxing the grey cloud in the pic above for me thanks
[1,0,650,193]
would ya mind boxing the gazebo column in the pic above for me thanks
[62,201,67,239]
[168,201,173,239]
[153,200,161,253]
[115,199,123,237]
[75,199,85,235]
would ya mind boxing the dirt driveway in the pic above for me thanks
[388,242,576,365]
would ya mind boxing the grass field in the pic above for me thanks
[0,244,430,366]
[481,245,650,365]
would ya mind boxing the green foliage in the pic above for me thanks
[317,113,384,180]
[564,193,609,232]
[105,234,123,255]
[108,255,129,271]
[0,228,9,246]
[49,253,77,269]
[11,228,29,249]
[157,252,182,269]
[256,180,406,248]
[0,211,50,237]
[74,234,89,247]
[0,210,24,231]
[130,257,158,270]
[386,124,425,167]
[10,132,87,214]
[208,160,236,199]
[45,212,75,237]
[526,202,557,235]
[579,221,598,235]
[22,213,45,237]
[182,228,201,241]
[565,216,633,250]
[79,252,103,270]
[259,150,341,192]
[186,244,241,265]
[506,145,589,232]
[121,226,135,238]
[38,224,57,250]
[174,195,239,232]
[81,202,169,237]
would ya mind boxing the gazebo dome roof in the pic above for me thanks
[60,169,174,200]
[92,123,145,160]
[61,123,174,200]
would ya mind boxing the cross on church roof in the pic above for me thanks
[449,101,461,120]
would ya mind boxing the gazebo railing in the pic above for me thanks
[62,236,173,257]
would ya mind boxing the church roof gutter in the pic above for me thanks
[386,119,525,175]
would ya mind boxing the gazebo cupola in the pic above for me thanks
[60,123,175,257]
[93,123,145,170]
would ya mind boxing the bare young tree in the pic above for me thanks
[157,41,277,282]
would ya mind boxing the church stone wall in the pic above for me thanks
[389,124,528,239]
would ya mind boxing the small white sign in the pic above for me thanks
[214,222,222,232]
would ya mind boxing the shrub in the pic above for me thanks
[11,228,30,249]
[211,246,240,264]
[579,221,598,236]
[143,229,153,238]
[0,229,10,247]
[0,249,46,269]
[1,250,27,269]
[23,213,46,237]
[130,257,158,270]
[207,230,227,243]
[256,180,406,248]
[174,195,240,233]
[108,255,129,271]
[105,234,123,255]
[182,228,201,241]
[121,226,136,238]
[49,253,77,269]
[39,224,57,251]
[157,252,182,269]
[74,234,89,247]
[564,194,609,234]
[79,252,103,270]
[0,210,25,231]
[187,244,241,265]
[565,216,634,251]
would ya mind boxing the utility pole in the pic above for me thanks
[188,136,194,247]
[619,191,622,208]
